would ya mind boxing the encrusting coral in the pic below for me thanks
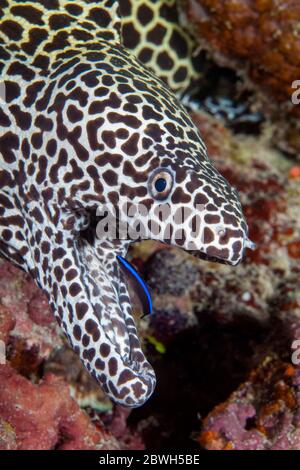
[183,0,300,156]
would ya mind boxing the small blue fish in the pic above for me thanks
[117,255,153,318]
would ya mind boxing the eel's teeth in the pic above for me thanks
[244,238,257,251]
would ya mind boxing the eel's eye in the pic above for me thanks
[155,178,167,192]
[149,168,173,200]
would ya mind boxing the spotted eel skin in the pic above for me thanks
[0,0,254,407]
[121,0,202,96]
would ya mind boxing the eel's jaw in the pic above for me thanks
[34,224,156,407]
[190,235,256,266]
[74,237,156,407]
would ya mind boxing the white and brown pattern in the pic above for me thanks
[0,0,253,407]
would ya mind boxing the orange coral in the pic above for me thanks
[288,166,300,180]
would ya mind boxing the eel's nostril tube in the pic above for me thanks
[244,238,257,251]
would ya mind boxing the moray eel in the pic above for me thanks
[0,0,254,407]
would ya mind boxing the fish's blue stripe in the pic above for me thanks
[117,255,153,315]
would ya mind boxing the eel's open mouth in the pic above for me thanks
[80,216,153,319]
[69,214,256,406]
[75,232,156,406]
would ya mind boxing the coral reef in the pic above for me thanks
[198,358,300,450]
[0,364,120,450]
[185,0,300,113]
[1,1,300,447]
[0,261,62,373]
[184,0,300,156]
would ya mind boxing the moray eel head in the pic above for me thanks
[112,162,253,266]
[1,43,254,408]
[49,45,253,406]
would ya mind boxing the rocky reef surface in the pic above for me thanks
[1,1,300,451]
